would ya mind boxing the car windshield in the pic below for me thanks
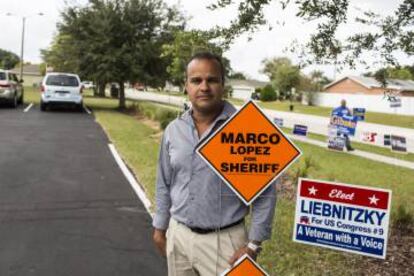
[0,72,6,80]
[46,75,79,87]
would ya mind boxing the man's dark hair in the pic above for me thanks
[186,51,226,85]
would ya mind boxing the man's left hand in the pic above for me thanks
[228,246,256,266]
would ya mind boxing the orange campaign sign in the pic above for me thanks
[197,100,301,205]
[221,254,268,276]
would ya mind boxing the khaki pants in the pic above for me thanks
[166,218,248,276]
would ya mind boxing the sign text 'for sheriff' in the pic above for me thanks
[197,100,301,205]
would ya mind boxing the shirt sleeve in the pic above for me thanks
[248,179,277,242]
[152,130,173,230]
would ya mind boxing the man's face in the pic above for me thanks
[185,58,224,114]
[341,100,346,107]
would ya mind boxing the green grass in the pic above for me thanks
[80,96,413,275]
[24,86,41,104]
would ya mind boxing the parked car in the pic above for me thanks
[40,72,83,111]
[0,69,24,108]
[81,81,95,89]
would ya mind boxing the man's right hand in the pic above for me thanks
[153,228,167,257]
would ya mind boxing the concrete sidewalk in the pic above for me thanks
[286,134,414,170]
[125,90,414,153]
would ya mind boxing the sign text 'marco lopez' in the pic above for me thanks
[197,100,301,205]
[220,132,281,174]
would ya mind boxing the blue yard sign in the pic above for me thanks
[293,124,308,136]
[353,108,366,121]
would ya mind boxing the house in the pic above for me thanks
[312,75,414,115]
[324,76,414,97]
[11,64,43,87]
[227,79,269,100]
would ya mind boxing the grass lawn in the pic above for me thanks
[24,86,41,104]
[78,95,413,275]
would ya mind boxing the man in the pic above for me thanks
[331,99,354,151]
[152,52,277,275]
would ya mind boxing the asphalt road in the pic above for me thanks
[0,104,166,275]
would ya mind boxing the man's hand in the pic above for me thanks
[228,246,257,266]
[153,228,167,257]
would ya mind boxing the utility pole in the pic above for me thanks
[5,12,43,80]
[19,17,26,80]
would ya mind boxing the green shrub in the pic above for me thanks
[144,109,155,119]
[160,118,173,130]
[260,84,277,101]
[154,109,177,130]
[155,109,176,122]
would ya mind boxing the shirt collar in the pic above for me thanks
[180,100,236,125]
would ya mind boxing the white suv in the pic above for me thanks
[0,69,24,108]
[40,72,83,111]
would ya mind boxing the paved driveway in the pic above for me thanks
[0,104,166,275]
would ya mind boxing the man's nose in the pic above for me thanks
[199,80,209,91]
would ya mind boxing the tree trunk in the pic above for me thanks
[98,81,106,97]
[93,79,98,97]
[118,81,126,109]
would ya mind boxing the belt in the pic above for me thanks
[185,218,244,234]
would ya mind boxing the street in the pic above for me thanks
[0,104,166,275]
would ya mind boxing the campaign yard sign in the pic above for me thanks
[390,135,407,153]
[293,178,392,259]
[293,124,308,136]
[330,115,358,136]
[389,98,402,108]
[362,132,378,143]
[327,136,346,151]
[327,125,344,151]
[353,108,366,121]
[221,254,268,276]
[197,100,301,205]
[273,117,284,128]
[384,135,391,146]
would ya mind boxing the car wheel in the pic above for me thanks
[40,101,47,111]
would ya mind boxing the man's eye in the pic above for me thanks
[191,80,202,85]
[208,78,220,84]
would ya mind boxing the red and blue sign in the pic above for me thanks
[293,178,391,259]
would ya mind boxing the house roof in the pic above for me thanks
[324,76,414,92]
[10,64,42,76]
[227,79,269,88]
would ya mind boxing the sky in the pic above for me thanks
[0,0,412,81]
